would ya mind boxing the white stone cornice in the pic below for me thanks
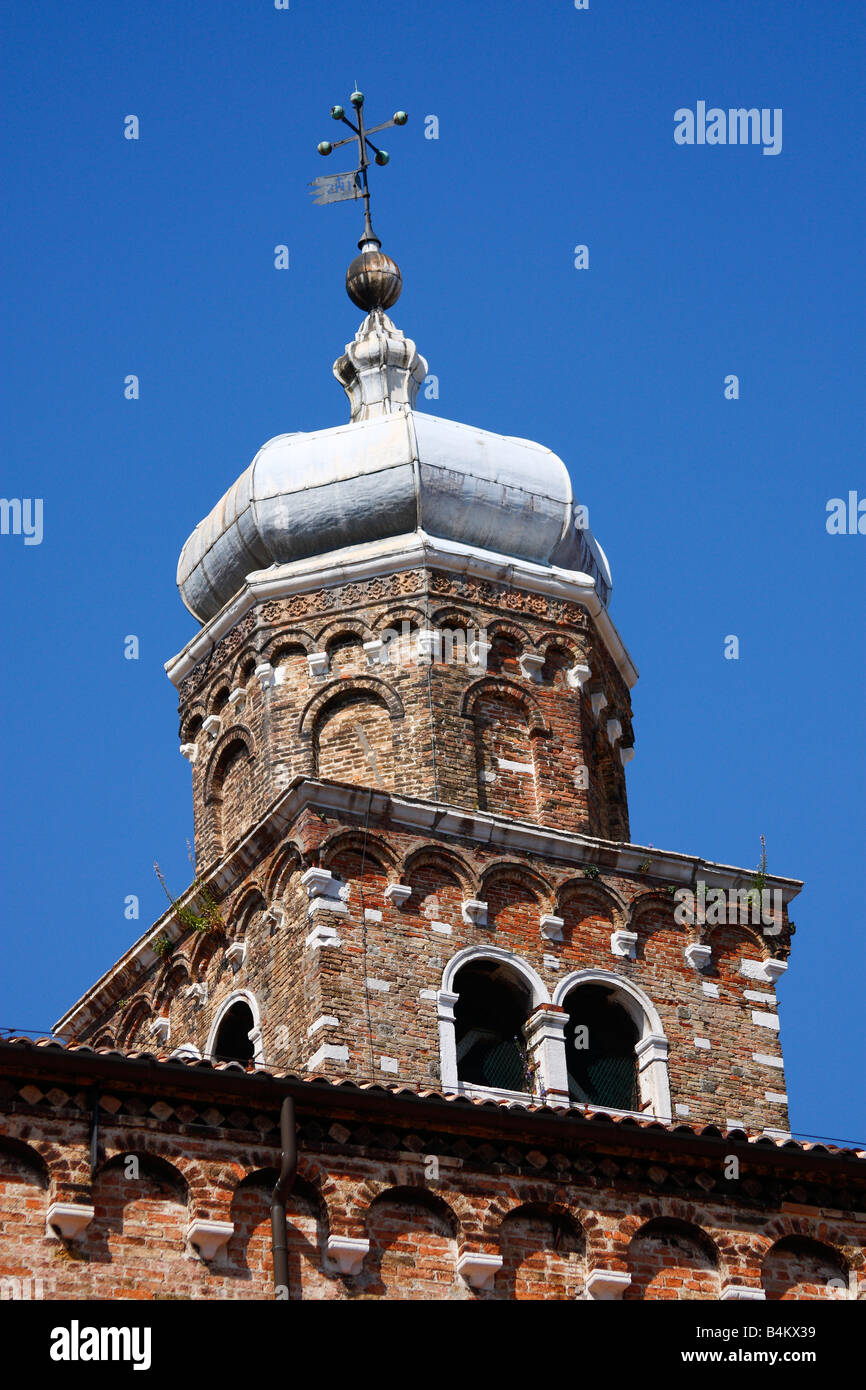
[165,531,639,692]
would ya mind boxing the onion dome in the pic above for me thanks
[176,301,609,625]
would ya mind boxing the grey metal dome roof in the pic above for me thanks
[176,310,599,624]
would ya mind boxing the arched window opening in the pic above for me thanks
[212,687,230,714]
[213,1001,256,1064]
[564,984,639,1110]
[453,960,532,1093]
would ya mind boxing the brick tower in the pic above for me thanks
[58,264,799,1136]
[4,235,862,1305]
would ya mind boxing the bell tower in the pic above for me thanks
[56,108,798,1146]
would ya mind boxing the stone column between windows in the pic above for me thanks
[523,1005,570,1106]
[436,990,461,1089]
[635,1031,671,1122]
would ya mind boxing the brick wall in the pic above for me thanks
[0,1062,862,1302]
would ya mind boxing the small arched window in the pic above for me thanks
[564,983,639,1110]
[212,1001,256,1064]
[453,959,532,1093]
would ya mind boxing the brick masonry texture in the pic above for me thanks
[6,565,860,1300]
[73,570,792,1136]
[0,1051,862,1301]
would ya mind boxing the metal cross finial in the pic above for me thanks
[310,89,408,249]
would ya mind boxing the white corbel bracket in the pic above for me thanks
[302,867,349,919]
[384,882,412,907]
[46,1203,95,1241]
[187,1219,234,1260]
[457,1252,503,1290]
[620,746,635,767]
[149,1016,171,1044]
[519,652,546,682]
[590,690,608,719]
[225,940,247,970]
[684,942,712,972]
[307,651,329,679]
[184,982,207,1003]
[327,1235,370,1276]
[567,663,592,691]
[264,904,285,931]
[605,718,622,746]
[586,1269,632,1300]
[363,638,388,666]
[179,743,198,763]
[762,959,788,985]
[227,687,246,709]
[202,715,222,739]
[255,662,275,691]
[468,638,491,669]
[540,913,565,942]
[462,899,488,927]
[610,929,638,959]
[720,1285,766,1301]
[301,866,338,898]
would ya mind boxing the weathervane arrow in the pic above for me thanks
[312,87,408,248]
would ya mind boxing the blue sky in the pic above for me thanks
[1,0,863,1143]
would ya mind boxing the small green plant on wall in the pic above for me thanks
[154,842,225,936]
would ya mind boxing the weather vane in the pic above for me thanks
[311,87,408,247]
[311,88,409,313]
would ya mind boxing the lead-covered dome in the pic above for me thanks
[177,309,605,624]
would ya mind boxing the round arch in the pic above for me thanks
[298,676,405,739]
[552,968,671,1122]
[205,990,264,1065]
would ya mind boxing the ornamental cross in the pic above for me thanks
[310,88,408,248]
